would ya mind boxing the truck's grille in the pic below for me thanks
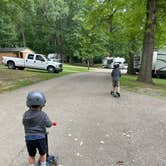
[59,64,63,68]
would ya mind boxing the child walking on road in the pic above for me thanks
[23,91,56,166]
[110,63,121,97]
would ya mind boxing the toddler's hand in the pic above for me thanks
[52,121,57,126]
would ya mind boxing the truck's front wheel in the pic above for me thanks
[47,66,55,73]
[7,61,16,69]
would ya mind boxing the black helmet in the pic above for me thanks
[113,63,119,68]
[26,91,46,107]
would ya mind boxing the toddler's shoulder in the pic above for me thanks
[23,110,30,115]
[40,110,48,116]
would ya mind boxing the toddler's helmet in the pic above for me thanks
[26,91,46,107]
[113,63,119,68]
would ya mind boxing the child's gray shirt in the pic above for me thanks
[23,109,52,137]
[111,68,121,81]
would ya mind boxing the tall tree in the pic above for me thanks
[138,0,158,83]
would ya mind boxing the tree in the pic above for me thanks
[85,0,145,73]
[121,0,145,74]
[61,0,84,63]
[138,0,158,83]
[0,0,166,70]
[0,1,18,47]
[155,1,166,49]
[75,30,108,69]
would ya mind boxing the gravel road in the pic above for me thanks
[0,72,166,166]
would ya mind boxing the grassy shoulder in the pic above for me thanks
[121,74,166,98]
[0,64,88,93]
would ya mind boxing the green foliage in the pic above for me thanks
[0,0,166,66]
[155,0,166,49]
[85,0,147,58]
[0,15,17,47]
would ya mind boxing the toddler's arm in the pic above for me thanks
[44,114,52,127]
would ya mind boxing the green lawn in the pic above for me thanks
[0,64,165,98]
[121,74,166,98]
[0,64,88,93]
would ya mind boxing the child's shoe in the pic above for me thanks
[116,92,120,97]
[110,91,114,95]
[113,93,118,97]
[40,161,46,166]
[29,164,35,166]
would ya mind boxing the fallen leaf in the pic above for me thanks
[116,161,124,165]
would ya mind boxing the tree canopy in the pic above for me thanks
[0,0,166,81]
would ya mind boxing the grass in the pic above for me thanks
[0,64,165,98]
[0,64,88,93]
[121,74,166,98]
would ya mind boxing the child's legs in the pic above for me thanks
[112,80,116,92]
[117,86,120,93]
[28,156,35,164]
[115,81,120,93]
[37,138,47,162]
[40,153,47,162]
[113,87,116,92]
[112,80,119,93]
[26,141,37,164]
[115,87,119,93]
[118,81,120,93]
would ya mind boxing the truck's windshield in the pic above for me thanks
[42,55,50,61]
[36,54,50,61]
[44,55,51,61]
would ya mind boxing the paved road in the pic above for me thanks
[0,72,166,166]
[94,68,127,74]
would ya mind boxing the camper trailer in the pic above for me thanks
[48,53,61,63]
[102,57,126,69]
[134,50,166,77]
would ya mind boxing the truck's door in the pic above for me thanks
[35,54,47,69]
[25,54,36,68]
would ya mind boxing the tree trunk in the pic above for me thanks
[22,30,26,47]
[87,59,90,70]
[90,57,94,66]
[127,38,137,75]
[69,55,72,64]
[54,38,57,53]
[127,50,135,74]
[138,0,157,83]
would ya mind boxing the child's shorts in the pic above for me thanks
[112,80,120,87]
[26,138,47,157]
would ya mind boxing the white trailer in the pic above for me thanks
[48,53,61,63]
[134,50,166,77]
[102,57,126,69]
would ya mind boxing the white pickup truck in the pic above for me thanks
[2,53,63,73]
